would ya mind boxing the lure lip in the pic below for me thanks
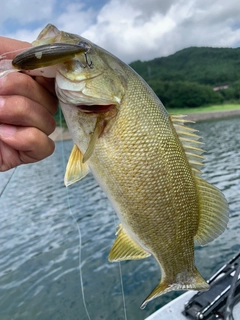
[12,42,91,70]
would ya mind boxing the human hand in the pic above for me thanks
[0,37,58,171]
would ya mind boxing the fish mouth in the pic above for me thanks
[56,84,119,113]
[76,104,115,114]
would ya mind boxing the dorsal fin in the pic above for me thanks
[170,114,205,177]
[194,177,229,245]
[170,115,229,245]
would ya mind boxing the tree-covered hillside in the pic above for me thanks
[130,47,240,108]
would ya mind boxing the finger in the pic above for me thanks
[0,95,56,136]
[0,72,58,115]
[0,125,55,169]
[0,139,19,171]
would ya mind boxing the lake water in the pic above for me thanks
[0,116,240,320]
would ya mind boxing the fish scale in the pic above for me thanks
[11,24,229,309]
[90,69,199,274]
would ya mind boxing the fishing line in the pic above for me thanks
[0,47,33,60]
[0,167,17,198]
[113,214,128,320]
[118,260,128,320]
[58,108,127,320]
[59,109,92,320]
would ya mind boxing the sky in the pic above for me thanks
[1,0,240,63]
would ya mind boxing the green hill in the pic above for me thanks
[130,47,240,109]
[130,47,240,86]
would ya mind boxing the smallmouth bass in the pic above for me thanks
[11,24,229,308]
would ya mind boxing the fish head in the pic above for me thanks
[13,25,129,161]
[12,24,131,159]
[31,24,128,111]
[12,24,130,153]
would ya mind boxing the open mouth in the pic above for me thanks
[76,104,115,114]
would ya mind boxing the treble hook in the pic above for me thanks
[77,41,94,69]
[84,52,94,68]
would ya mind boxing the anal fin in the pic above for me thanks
[108,224,151,262]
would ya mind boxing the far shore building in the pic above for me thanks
[213,85,229,91]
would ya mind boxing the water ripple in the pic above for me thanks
[0,117,239,319]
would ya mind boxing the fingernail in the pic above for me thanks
[0,124,17,138]
[0,97,5,108]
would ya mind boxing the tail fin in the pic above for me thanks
[140,268,209,309]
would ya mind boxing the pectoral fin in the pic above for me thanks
[108,224,151,262]
[64,144,90,186]
[82,117,106,163]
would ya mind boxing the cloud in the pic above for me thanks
[1,0,240,63]
[125,0,177,18]
[81,0,240,62]
[0,0,56,26]
[54,3,96,35]
[5,28,43,44]
[82,0,177,62]
[168,0,240,49]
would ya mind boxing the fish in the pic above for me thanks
[10,24,229,309]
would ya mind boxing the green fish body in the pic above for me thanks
[12,24,229,308]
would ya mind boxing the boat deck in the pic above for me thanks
[145,291,240,320]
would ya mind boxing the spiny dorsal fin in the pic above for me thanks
[194,177,229,246]
[170,114,205,176]
[108,224,151,262]
[64,144,90,186]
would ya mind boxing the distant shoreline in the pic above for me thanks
[50,108,240,142]
[183,108,240,121]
